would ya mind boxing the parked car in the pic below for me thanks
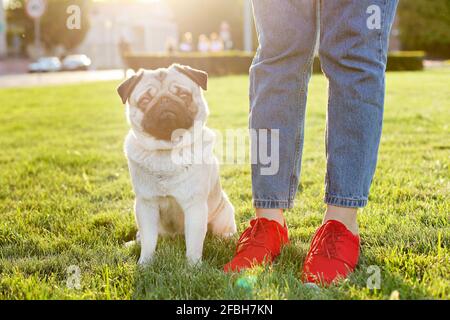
[62,54,92,71]
[28,57,62,73]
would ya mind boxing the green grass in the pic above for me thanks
[0,69,449,300]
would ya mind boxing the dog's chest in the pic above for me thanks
[128,148,193,197]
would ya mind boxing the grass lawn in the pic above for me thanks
[0,69,449,300]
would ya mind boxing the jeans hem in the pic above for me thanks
[253,199,294,209]
[324,194,367,208]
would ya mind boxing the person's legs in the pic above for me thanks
[324,205,358,235]
[250,0,318,212]
[224,0,318,272]
[320,0,398,211]
[256,208,284,226]
[303,0,399,284]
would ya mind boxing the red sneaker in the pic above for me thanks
[224,217,289,272]
[302,220,360,285]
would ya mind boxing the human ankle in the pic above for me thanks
[324,205,359,235]
[255,208,285,226]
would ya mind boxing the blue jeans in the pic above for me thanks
[250,0,398,209]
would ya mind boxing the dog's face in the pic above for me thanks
[118,64,208,141]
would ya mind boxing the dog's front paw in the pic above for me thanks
[138,253,154,266]
[186,254,202,267]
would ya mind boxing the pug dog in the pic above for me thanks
[118,64,236,265]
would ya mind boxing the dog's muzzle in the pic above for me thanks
[142,96,194,141]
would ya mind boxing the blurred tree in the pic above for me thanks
[6,0,91,54]
[40,0,90,51]
[5,0,31,54]
[166,0,256,50]
[397,0,450,58]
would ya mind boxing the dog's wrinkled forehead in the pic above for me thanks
[143,67,196,88]
[130,66,200,102]
[117,64,208,104]
[118,64,208,105]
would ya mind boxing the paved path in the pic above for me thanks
[0,69,127,88]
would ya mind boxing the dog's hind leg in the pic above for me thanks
[124,231,140,248]
[209,192,237,238]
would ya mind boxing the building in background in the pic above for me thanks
[77,0,177,69]
[0,0,7,58]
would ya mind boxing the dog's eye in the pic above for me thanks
[138,96,152,109]
[178,91,191,102]
[140,97,150,104]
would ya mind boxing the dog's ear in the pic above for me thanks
[173,64,208,91]
[117,70,144,104]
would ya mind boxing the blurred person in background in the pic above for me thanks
[220,21,233,50]
[179,32,193,52]
[165,37,177,54]
[197,34,210,53]
[209,32,224,52]
[118,37,131,78]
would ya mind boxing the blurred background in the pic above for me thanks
[0,0,449,78]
